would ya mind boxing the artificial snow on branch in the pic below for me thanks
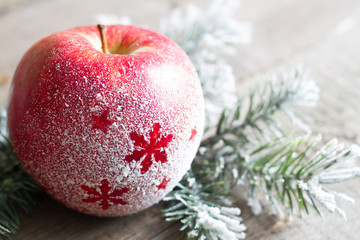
[163,67,360,239]
[160,0,251,128]
[163,182,246,240]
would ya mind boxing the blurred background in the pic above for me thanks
[0,0,359,239]
[1,0,360,144]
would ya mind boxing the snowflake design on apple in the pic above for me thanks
[156,177,171,192]
[81,179,129,210]
[7,24,205,216]
[125,123,173,174]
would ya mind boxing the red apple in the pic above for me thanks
[7,25,204,216]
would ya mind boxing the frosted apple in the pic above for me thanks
[7,25,204,216]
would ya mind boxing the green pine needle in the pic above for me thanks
[0,111,41,238]
[163,68,360,239]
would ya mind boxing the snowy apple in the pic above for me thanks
[7,25,204,216]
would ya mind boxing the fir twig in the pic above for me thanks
[95,4,359,239]
[163,67,360,239]
[163,180,246,240]
[244,136,360,218]
[0,110,41,238]
[160,0,252,127]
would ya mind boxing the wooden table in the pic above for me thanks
[1,0,360,239]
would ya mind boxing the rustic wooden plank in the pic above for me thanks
[0,0,359,239]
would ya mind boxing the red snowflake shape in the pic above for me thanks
[81,179,129,210]
[156,177,171,192]
[125,123,173,174]
[92,108,114,133]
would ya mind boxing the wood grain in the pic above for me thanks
[0,0,359,239]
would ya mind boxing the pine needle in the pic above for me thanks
[0,110,41,238]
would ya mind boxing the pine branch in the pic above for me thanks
[160,0,251,60]
[197,68,359,219]
[244,136,360,218]
[0,110,41,238]
[163,67,360,239]
[192,68,323,203]
[164,181,246,239]
[160,0,252,128]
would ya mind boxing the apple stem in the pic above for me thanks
[97,24,109,54]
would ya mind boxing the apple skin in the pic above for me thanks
[7,25,204,217]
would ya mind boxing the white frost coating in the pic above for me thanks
[220,206,241,216]
[194,204,246,239]
[9,25,205,217]
[160,0,252,128]
[271,67,320,108]
[307,177,353,220]
[247,198,262,216]
[297,180,308,190]
[19,69,203,216]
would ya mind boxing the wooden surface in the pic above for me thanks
[1,0,360,239]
